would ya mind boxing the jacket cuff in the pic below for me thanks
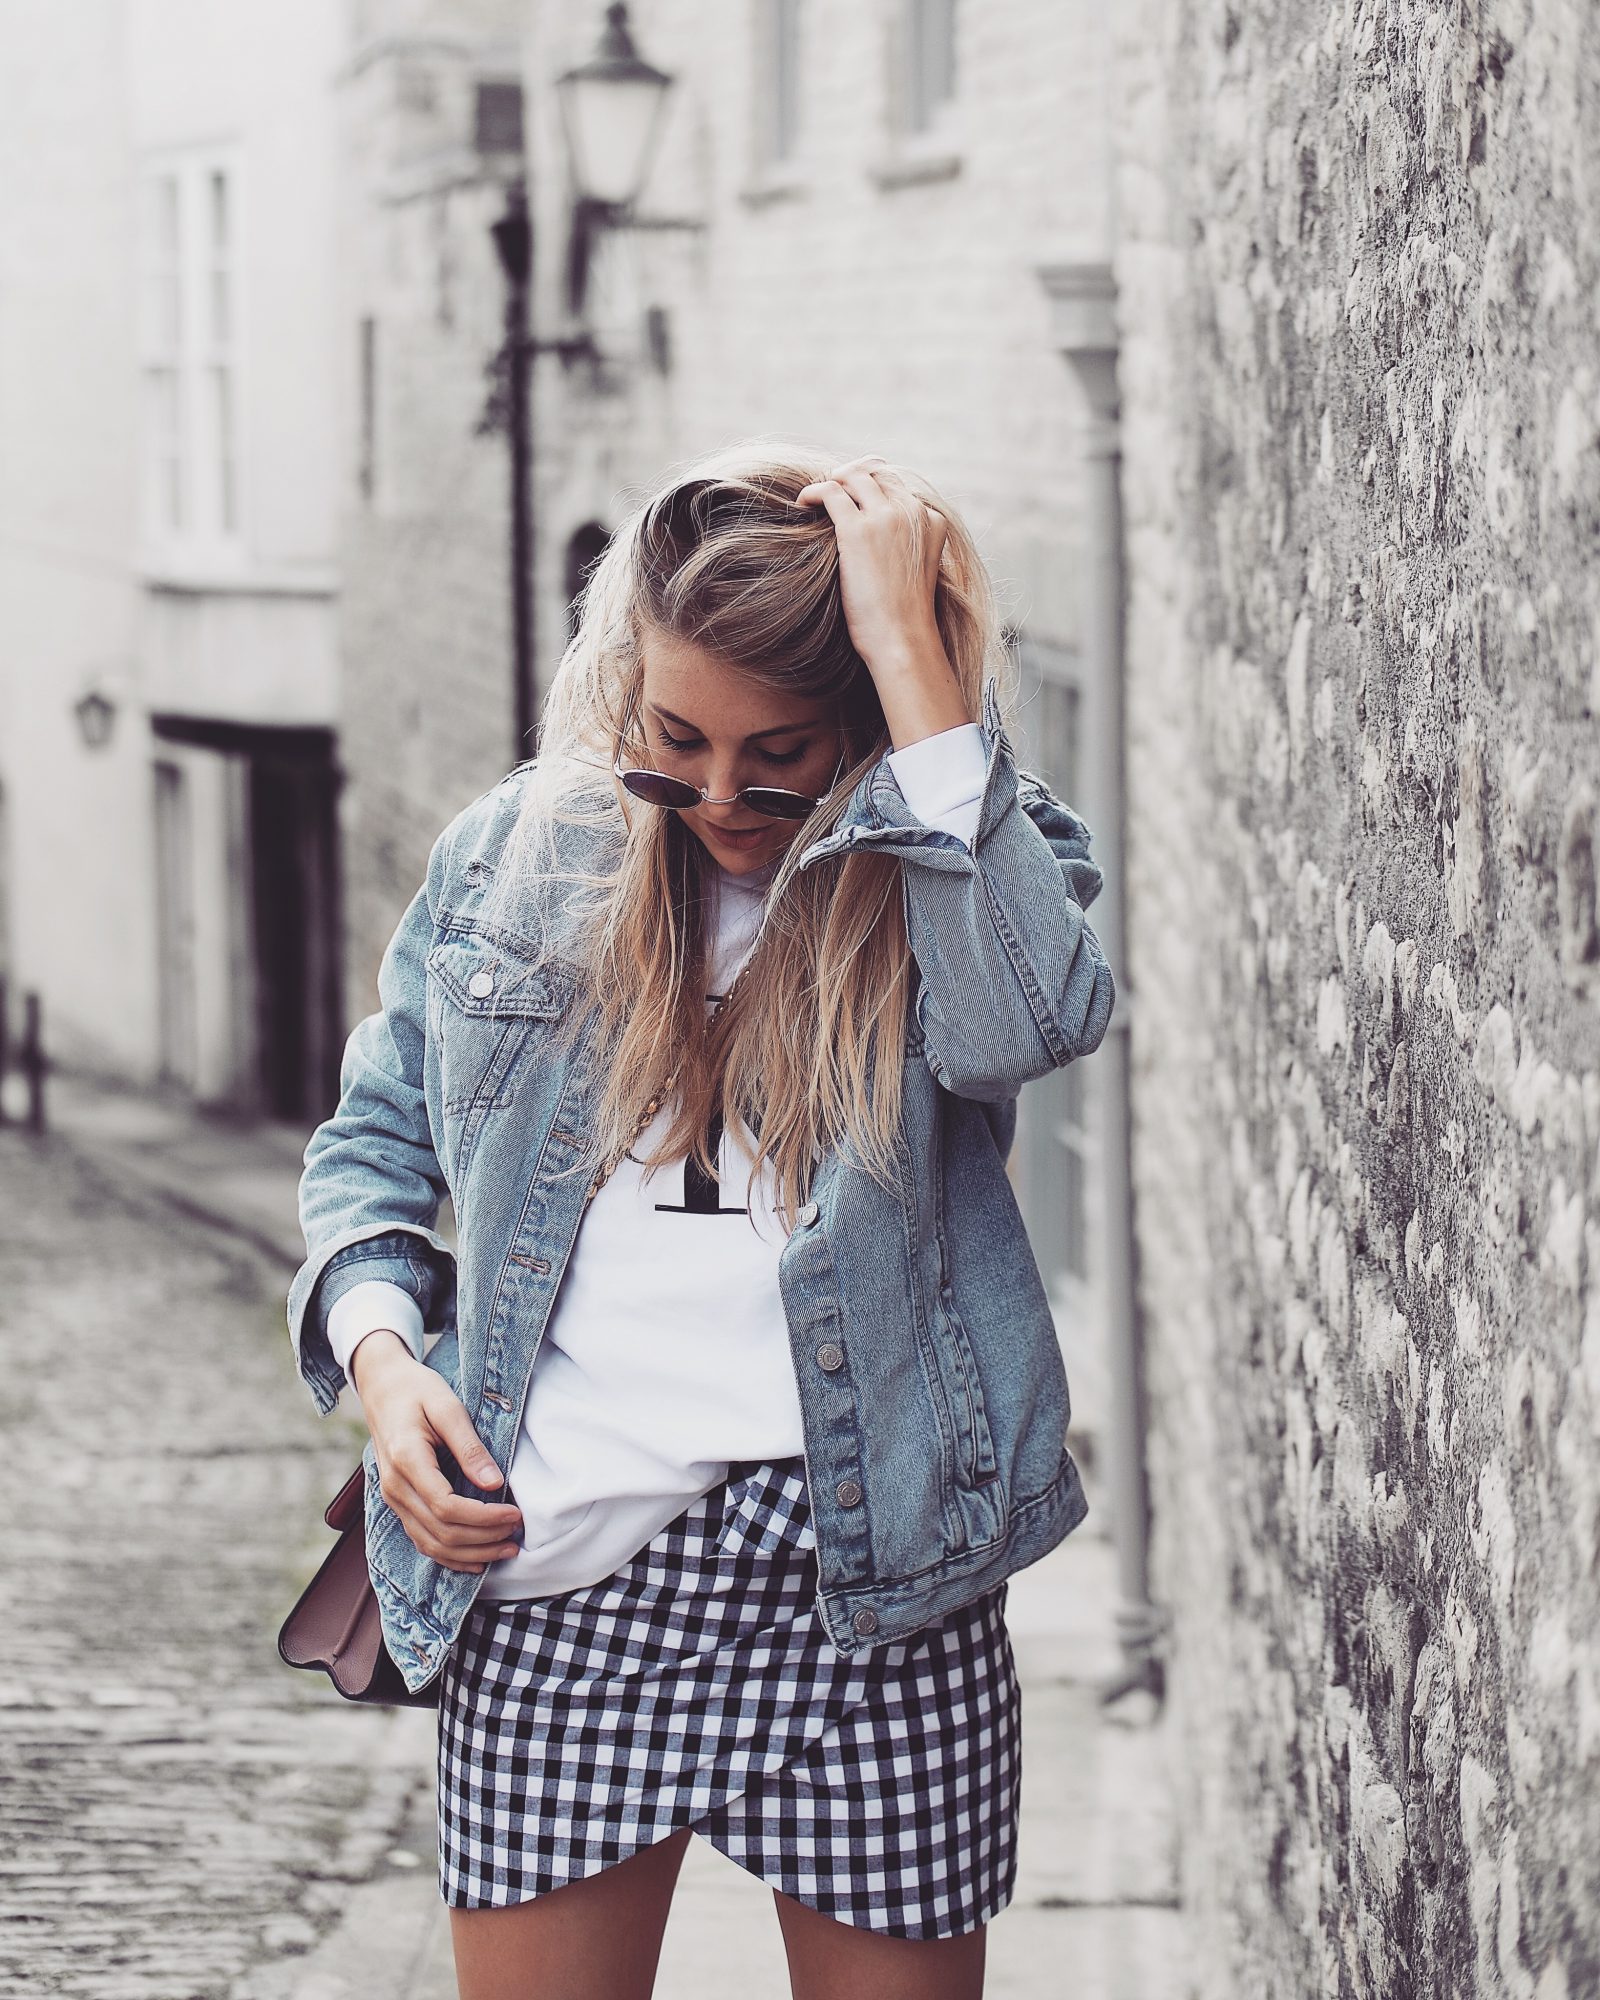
[883,723,988,847]
[798,679,1018,877]
[287,1221,457,1415]
[325,1280,427,1379]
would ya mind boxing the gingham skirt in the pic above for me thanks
[435,1454,1021,1938]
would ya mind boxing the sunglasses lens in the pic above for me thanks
[739,789,817,820]
[621,770,700,809]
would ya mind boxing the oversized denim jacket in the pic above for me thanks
[287,677,1116,1694]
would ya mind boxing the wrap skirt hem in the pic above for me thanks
[435,1456,1021,1940]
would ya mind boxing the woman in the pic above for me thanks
[286,442,1115,2000]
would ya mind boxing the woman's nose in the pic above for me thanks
[702,754,745,801]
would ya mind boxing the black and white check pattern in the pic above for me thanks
[436,1455,1020,1938]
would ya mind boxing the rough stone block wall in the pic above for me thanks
[1115,1,1600,1992]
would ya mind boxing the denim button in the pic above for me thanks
[468,970,494,999]
[836,1478,863,1508]
[852,1607,878,1636]
[797,1200,820,1226]
[816,1341,844,1372]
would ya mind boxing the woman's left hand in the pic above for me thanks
[797,456,971,747]
[796,455,946,675]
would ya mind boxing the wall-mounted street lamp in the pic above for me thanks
[488,2,681,763]
[73,684,118,751]
[555,0,674,319]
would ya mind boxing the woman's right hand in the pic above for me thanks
[349,1331,524,1573]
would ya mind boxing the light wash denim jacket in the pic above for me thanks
[287,678,1116,1694]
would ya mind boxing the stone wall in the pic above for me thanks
[1114,0,1600,1992]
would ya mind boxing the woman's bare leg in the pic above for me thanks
[772,1888,987,2000]
[447,1826,695,2000]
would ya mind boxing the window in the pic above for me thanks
[141,175,184,531]
[206,169,237,536]
[474,78,525,156]
[754,0,803,170]
[902,0,957,136]
[872,0,960,187]
[138,152,242,554]
[1008,630,1096,1298]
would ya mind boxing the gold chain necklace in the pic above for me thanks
[583,963,750,1205]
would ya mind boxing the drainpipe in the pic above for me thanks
[1037,260,1166,1706]
[490,180,537,765]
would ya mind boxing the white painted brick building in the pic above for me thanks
[0,0,345,1119]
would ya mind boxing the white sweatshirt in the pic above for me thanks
[327,722,989,1598]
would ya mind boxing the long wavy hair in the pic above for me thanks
[481,437,1012,1226]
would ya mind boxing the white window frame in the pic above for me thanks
[138,148,245,564]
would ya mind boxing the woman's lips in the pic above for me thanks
[705,822,771,850]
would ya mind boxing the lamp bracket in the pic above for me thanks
[616,213,707,233]
[523,331,603,364]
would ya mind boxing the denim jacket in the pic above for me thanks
[287,677,1116,1694]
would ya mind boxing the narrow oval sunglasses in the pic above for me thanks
[612,707,848,822]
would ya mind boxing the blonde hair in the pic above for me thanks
[483,437,1012,1226]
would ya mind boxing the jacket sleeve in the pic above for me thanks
[286,825,458,1416]
[797,678,1116,1103]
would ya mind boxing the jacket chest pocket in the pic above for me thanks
[427,932,569,1174]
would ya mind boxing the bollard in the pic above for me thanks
[21,990,44,1135]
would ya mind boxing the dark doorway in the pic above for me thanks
[152,716,343,1124]
[249,748,342,1122]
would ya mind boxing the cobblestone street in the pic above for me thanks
[0,1103,1180,2000]
[0,1127,430,2000]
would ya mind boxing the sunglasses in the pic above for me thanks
[612,702,847,822]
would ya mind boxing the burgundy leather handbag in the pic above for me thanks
[277,1463,441,1707]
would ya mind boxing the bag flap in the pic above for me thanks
[324,1462,367,1532]
[278,1527,384,1689]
